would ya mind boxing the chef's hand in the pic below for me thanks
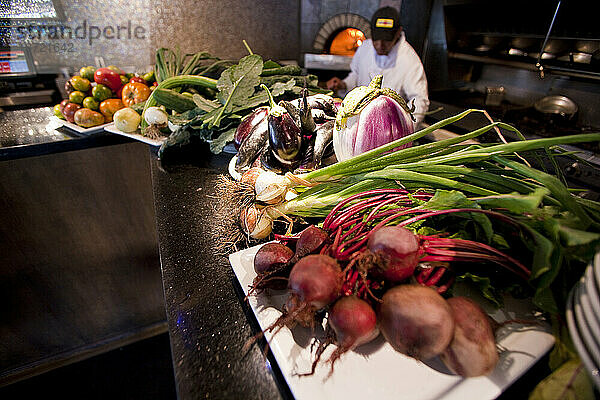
[326,77,346,92]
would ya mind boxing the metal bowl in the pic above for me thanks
[575,40,600,55]
[544,39,569,55]
[511,37,539,51]
[534,95,578,119]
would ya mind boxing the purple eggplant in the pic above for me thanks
[298,88,317,135]
[268,112,302,164]
[235,108,269,172]
[261,84,302,165]
[289,93,338,118]
[234,107,268,150]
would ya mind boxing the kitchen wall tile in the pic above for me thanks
[12,0,299,74]
[320,0,350,22]
[301,0,321,24]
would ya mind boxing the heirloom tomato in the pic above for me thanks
[79,66,96,81]
[99,98,124,122]
[83,96,99,110]
[106,65,124,74]
[129,76,147,85]
[68,90,85,104]
[94,68,123,92]
[142,71,154,83]
[121,82,151,107]
[92,84,112,102]
[70,76,91,92]
[74,108,105,127]
[62,102,82,123]
[54,104,65,119]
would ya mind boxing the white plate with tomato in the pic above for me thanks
[52,116,111,135]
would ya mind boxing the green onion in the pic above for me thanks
[244,110,600,225]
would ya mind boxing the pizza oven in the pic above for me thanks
[303,13,371,74]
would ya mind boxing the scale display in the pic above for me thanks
[0,50,33,76]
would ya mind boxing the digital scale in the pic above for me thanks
[0,48,35,77]
[0,47,58,108]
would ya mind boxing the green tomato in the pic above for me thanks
[53,104,65,119]
[142,70,154,83]
[69,90,86,104]
[125,73,135,79]
[83,96,99,110]
[70,76,91,92]
[92,84,113,102]
[106,65,123,74]
[119,75,129,85]
[79,66,96,81]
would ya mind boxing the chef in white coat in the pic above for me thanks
[326,6,430,125]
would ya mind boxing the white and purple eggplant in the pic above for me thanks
[333,75,416,162]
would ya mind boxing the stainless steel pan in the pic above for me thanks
[534,95,578,121]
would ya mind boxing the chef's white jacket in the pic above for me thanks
[342,33,430,126]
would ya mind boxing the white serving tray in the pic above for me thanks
[104,123,166,147]
[229,243,555,400]
[51,116,110,134]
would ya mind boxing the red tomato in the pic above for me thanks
[62,102,82,123]
[129,76,147,85]
[94,68,123,92]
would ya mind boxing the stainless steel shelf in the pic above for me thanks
[448,51,600,81]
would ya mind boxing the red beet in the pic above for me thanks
[440,297,499,377]
[245,254,343,354]
[285,254,343,327]
[251,242,295,291]
[300,295,379,377]
[368,226,421,282]
[254,242,294,275]
[329,296,379,352]
[291,225,330,262]
[378,284,454,360]
[288,254,343,309]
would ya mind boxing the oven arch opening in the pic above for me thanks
[312,13,371,54]
[327,27,366,56]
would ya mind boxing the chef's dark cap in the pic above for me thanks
[371,6,401,41]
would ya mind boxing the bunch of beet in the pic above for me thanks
[248,223,500,378]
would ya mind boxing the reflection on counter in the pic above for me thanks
[0,107,73,148]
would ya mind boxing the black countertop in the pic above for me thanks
[150,152,291,400]
[0,106,132,161]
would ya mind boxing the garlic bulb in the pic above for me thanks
[240,205,272,239]
[254,169,288,204]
